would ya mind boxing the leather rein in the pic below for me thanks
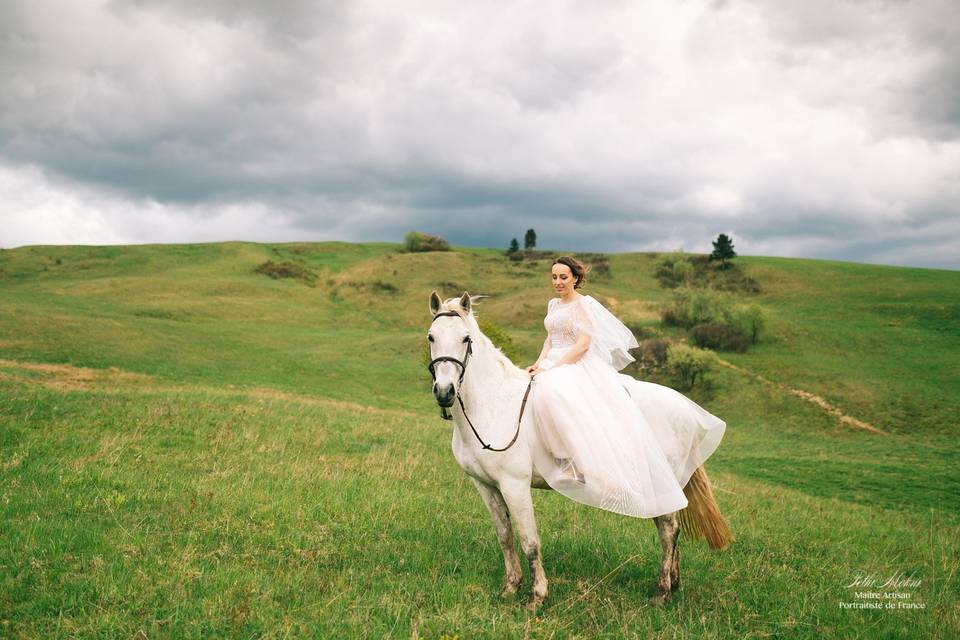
[427,310,534,452]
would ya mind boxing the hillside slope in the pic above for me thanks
[1,241,957,637]
[0,241,956,433]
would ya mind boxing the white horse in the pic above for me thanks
[426,291,731,611]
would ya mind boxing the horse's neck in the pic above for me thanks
[460,345,519,416]
[452,343,530,454]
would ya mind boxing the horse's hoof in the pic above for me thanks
[500,573,522,599]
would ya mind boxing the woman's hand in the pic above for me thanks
[525,364,541,377]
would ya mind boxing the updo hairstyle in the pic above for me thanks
[553,255,589,289]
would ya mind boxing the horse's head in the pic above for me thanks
[427,290,475,410]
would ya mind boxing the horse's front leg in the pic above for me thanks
[499,480,548,611]
[470,477,523,598]
[651,512,680,606]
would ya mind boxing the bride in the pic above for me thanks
[525,256,727,518]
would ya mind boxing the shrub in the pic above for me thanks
[478,318,520,364]
[661,287,736,328]
[637,338,672,373]
[661,288,691,326]
[729,303,768,344]
[575,252,611,279]
[506,249,555,263]
[689,288,735,326]
[664,289,768,350]
[691,323,750,352]
[253,260,317,284]
[656,252,760,293]
[404,230,450,252]
[661,307,686,327]
[672,259,693,284]
[655,251,694,288]
[666,343,717,389]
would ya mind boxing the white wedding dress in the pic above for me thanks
[529,294,726,518]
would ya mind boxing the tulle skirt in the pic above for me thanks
[529,345,726,518]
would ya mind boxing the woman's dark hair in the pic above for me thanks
[553,256,589,289]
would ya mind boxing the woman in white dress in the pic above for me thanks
[524,256,727,519]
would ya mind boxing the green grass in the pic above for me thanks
[721,256,960,436]
[0,242,957,638]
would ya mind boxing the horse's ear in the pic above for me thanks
[459,291,471,313]
[429,290,442,316]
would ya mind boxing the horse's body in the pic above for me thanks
[427,292,730,610]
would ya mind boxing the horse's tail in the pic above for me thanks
[676,465,732,551]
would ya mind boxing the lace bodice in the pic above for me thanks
[545,296,594,347]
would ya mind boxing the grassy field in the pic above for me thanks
[0,241,957,638]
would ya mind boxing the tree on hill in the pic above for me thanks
[710,233,737,269]
[524,228,537,250]
[506,237,520,255]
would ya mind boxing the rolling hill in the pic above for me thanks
[1,241,956,638]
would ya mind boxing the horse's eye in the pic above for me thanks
[427,335,434,342]
[462,336,470,343]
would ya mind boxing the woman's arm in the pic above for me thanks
[527,337,551,373]
[535,336,550,365]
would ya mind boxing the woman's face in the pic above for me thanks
[551,263,577,295]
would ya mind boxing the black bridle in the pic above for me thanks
[427,311,474,386]
[427,310,533,452]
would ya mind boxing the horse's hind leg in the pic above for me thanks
[470,478,522,598]
[651,512,680,606]
[499,480,548,611]
[671,522,681,591]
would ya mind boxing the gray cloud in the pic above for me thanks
[1,0,958,269]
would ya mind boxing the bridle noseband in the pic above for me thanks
[427,310,533,452]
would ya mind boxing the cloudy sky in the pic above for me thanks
[2,0,958,269]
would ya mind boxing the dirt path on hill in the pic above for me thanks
[715,358,887,435]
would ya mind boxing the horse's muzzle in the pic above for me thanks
[433,382,455,407]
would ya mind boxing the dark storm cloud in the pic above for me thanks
[1,0,958,269]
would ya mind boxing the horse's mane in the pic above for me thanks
[438,296,528,380]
